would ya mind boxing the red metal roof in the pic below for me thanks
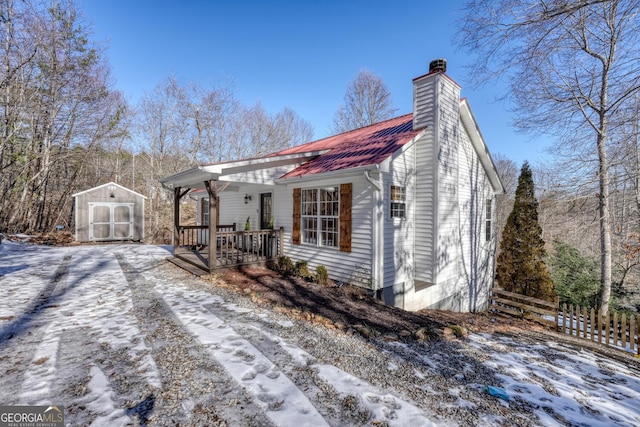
[276,113,420,179]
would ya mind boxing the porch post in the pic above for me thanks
[205,180,218,271]
[173,186,181,252]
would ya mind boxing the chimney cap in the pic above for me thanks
[429,58,447,73]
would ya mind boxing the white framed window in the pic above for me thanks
[390,185,406,219]
[301,187,339,247]
[485,198,493,242]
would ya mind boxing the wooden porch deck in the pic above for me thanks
[170,227,284,274]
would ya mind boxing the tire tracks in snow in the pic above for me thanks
[0,253,72,404]
[155,285,330,427]
[117,254,275,426]
[144,264,432,426]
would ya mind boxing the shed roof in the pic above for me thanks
[72,182,147,199]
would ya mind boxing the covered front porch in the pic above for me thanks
[168,182,284,274]
[174,223,284,273]
[160,152,320,274]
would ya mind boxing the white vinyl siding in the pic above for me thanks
[276,174,373,286]
[197,184,275,245]
[435,76,462,292]
[382,143,417,305]
[412,73,438,287]
[456,128,496,312]
[413,74,437,131]
[414,126,437,285]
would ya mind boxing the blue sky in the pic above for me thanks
[79,0,551,165]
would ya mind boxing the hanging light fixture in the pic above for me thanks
[244,194,252,204]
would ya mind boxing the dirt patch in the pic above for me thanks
[210,265,549,342]
[4,232,76,246]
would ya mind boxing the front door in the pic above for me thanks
[260,193,272,229]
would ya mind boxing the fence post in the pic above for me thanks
[554,297,559,332]
[597,309,602,344]
[630,314,636,354]
[613,311,618,347]
[621,312,627,350]
[605,312,611,346]
[637,314,640,355]
[590,308,595,342]
[569,304,575,336]
[578,305,583,338]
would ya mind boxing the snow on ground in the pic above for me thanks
[467,334,640,426]
[1,240,640,426]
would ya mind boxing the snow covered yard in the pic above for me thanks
[1,240,640,426]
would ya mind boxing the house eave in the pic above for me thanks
[274,164,380,185]
[160,167,219,190]
[200,150,327,175]
[160,151,327,189]
[460,99,505,195]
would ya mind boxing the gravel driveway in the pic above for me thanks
[1,242,639,426]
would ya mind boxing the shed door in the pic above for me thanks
[89,203,134,240]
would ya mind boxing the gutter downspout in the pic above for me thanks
[364,169,384,298]
[364,170,382,191]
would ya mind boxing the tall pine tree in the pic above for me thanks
[496,162,556,302]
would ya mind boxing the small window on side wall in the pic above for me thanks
[390,185,406,219]
[485,198,493,242]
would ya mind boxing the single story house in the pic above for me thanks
[72,182,146,242]
[161,59,504,312]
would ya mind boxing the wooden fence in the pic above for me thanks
[490,288,558,328]
[559,304,639,355]
[490,288,640,354]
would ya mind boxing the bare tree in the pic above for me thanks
[244,103,313,156]
[0,0,126,233]
[457,0,640,315]
[332,69,397,134]
[493,154,519,254]
[134,77,314,241]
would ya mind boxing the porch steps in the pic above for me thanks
[166,256,209,277]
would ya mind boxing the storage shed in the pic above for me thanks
[73,182,146,242]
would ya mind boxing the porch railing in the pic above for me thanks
[176,225,283,269]
[215,228,284,267]
[178,224,236,248]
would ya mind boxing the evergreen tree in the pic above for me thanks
[547,240,599,308]
[496,162,556,301]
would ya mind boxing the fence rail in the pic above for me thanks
[490,288,558,328]
[490,288,640,354]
